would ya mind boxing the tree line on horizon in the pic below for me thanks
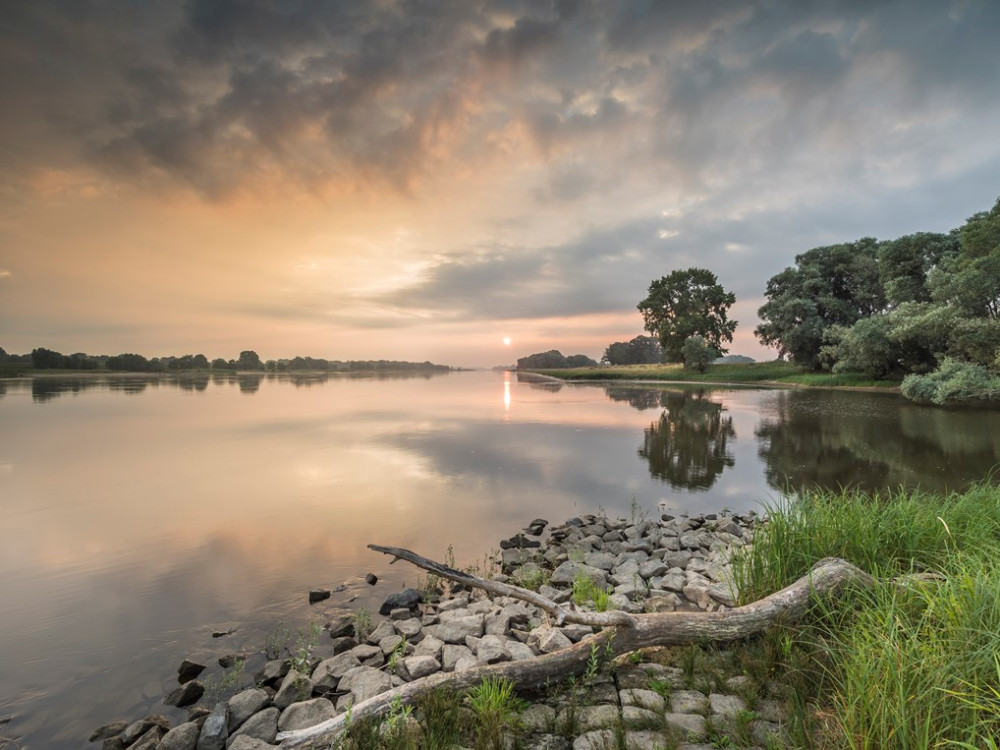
[0,347,450,375]
[522,195,999,402]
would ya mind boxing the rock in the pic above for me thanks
[103,737,125,750]
[508,642,535,661]
[348,643,383,665]
[325,611,355,638]
[549,561,608,588]
[573,704,619,732]
[227,737,275,750]
[520,704,557,733]
[708,693,746,717]
[682,583,713,610]
[227,708,278,745]
[188,707,212,725]
[367,620,396,644]
[273,670,313,711]
[130,726,165,750]
[662,713,706,741]
[177,659,207,684]
[122,716,170,746]
[620,689,666,713]
[256,660,289,687]
[277,698,337,732]
[90,720,128,742]
[312,652,361,690]
[329,636,355,654]
[624,730,671,750]
[338,666,392,704]
[474,634,509,664]
[707,582,737,607]
[394,617,423,641]
[401,654,441,680]
[158,722,200,750]
[309,589,331,604]
[165,680,205,708]
[196,703,228,750]
[574,730,616,750]
[428,615,484,643]
[378,588,422,615]
[226,689,270,732]
[622,706,659,728]
[436,595,469,612]
[533,626,573,654]
[365,573,378,585]
[218,655,242,669]
[441,644,474,670]
[670,690,708,714]
[413,634,444,660]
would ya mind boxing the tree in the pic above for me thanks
[755,239,885,369]
[681,335,718,372]
[602,335,662,365]
[638,269,737,363]
[236,350,265,371]
[565,354,598,368]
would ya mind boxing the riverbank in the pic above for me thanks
[525,361,903,391]
[81,481,1000,750]
[88,510,781,750]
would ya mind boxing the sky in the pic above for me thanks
[1,0,999,368]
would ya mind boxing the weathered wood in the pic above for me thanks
[277,551,873,748]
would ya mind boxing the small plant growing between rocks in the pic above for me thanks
[465,676,524,750]
[386,636,408,675]
[263,622,291,660]
[290,622,322,674]
[572,571,611,612]
[202,657,247,702]
[352,608,374,642]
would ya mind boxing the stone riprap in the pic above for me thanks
[91,511,787,750]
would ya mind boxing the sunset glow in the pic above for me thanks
[1,3,998,367]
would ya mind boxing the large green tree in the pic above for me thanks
[638,268,737,363]
[755,239,884,369]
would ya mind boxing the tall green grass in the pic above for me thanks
[732,482,1000,749]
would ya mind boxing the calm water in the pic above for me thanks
[1,371,998,748]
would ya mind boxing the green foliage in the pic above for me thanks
[414,687,465,749]
[732,482,1000,750]
[465,676,524,750]
[264,623,291,660]
[901,357,1000,404]
[352,608,374,642]
[681,335,719,373]
[603,335,663,365]
[755,239,884,369]
[638,268,737,362]
[517,350,598,369]
[290,622,323,674]
[572,571,611,612]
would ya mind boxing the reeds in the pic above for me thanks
[732,481,1000,748]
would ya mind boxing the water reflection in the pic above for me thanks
[632,389,736,490]
[755,389,1000,493]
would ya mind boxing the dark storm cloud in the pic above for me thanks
[2,0,998,332]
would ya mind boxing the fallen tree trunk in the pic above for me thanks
[277,550,874,748]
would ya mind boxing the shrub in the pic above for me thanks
[901,358,1000,404]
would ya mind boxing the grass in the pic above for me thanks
[335,677,523,750]
[730,480,1000,749]
[526,360,901,389]
[572,571,612,612]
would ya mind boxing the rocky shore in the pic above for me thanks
[91,510,791,750]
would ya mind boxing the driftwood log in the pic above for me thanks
[277,545,874,747]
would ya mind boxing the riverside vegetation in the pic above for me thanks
[84,481,1000,750]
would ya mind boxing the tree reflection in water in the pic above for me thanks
[607,387,736,490]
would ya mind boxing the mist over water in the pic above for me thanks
[1,371,996,748]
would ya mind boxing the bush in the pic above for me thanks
[901,358,1000,404]
[681,335,718,373]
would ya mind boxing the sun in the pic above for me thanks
[502,336,512,346]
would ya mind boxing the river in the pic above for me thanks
[0,370,997,748]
